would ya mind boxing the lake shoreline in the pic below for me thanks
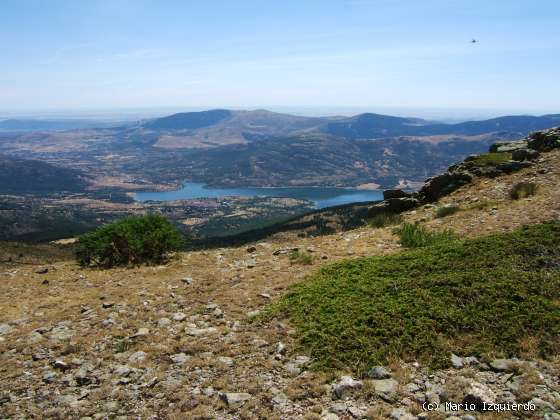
[133,182,384,209]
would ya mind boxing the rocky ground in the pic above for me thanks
[1,150,559,418]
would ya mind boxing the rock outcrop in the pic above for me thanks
[371,126,559,212]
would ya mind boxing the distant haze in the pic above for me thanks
[1,106,557,125]
[1,1,559,114]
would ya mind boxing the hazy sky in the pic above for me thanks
[1,0,559,115]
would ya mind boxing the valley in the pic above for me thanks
[0,109,559,242]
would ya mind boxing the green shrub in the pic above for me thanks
[267,222,560,372]
[509,182,538,200]
[289,249,314,265]
[368,212,402,228]
[435,204,460,218]
[393,222,456,248]
[75,214,184,267]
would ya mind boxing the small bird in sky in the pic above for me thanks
[471,39,477,43]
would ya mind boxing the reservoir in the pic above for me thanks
[134,183,383,209]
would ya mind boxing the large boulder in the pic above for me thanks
[488,140,528,153]
[368,197,419,218]
[462,381,497,411]
[468,166,503,178]
[332,376,363,399]
[383,189,411,200]
[418,172,472,203]
[527,128,560,152]
[511,148,540,161]
[495,160,532,173]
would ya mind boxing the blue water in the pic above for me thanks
[134,182,383,209]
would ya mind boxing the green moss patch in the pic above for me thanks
[267,222,560,372]
[467,152,512,167]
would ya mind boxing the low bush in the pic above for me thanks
[289,249,314,265]
[393,222,456,248]
[368,212,402,228]
[435,204,460,218]
[267,222,560,372]
[75,214,184,267]
[509,182,538,200]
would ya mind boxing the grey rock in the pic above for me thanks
[365,365,392,379]
[217,356,234,366]
[419,172,472,202]
[128,351,147,363]
[181,277,193,285]
[157,318,171,327]
[495,160,532,173]
[284,363,301,377]
[489,140,528,153]
[172,312,186,321]
[507,374,525,393]
[105,401,119,411]
[512,148,540,161]
[113,365,131,377]
[276,342,286,354]
[347,406,364,419]
[294,355,311,366]
[219,392,251,407]
[371,379,399,401]
[42,371,57,383]
[463,356,479,366]
[390,408,416,420]
[527,128,560,152]
[28,331,44,343]
[32,351,48,361]
[0,324,13,335]
[462,381,496,410]
[383,189,411,200]
[451,353,464,369]
[425,390,440,404]
[529,397,555,410]
[202,386,215,397]
[489,358,519,372]
[133,327,150,337]
[406,382,421,393]
[74,369,92,386]
[332,376,363,399]
[330,402,348,415]
[272,392,289,405]
[252,338,268,347]
[185,326,218,336]
[55,394,81,408]
[49,326,74,341]
[53,360,69,370]
[170,353,190,365]
[368,197,419,218]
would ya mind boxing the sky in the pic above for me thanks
[1,0,559,118]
